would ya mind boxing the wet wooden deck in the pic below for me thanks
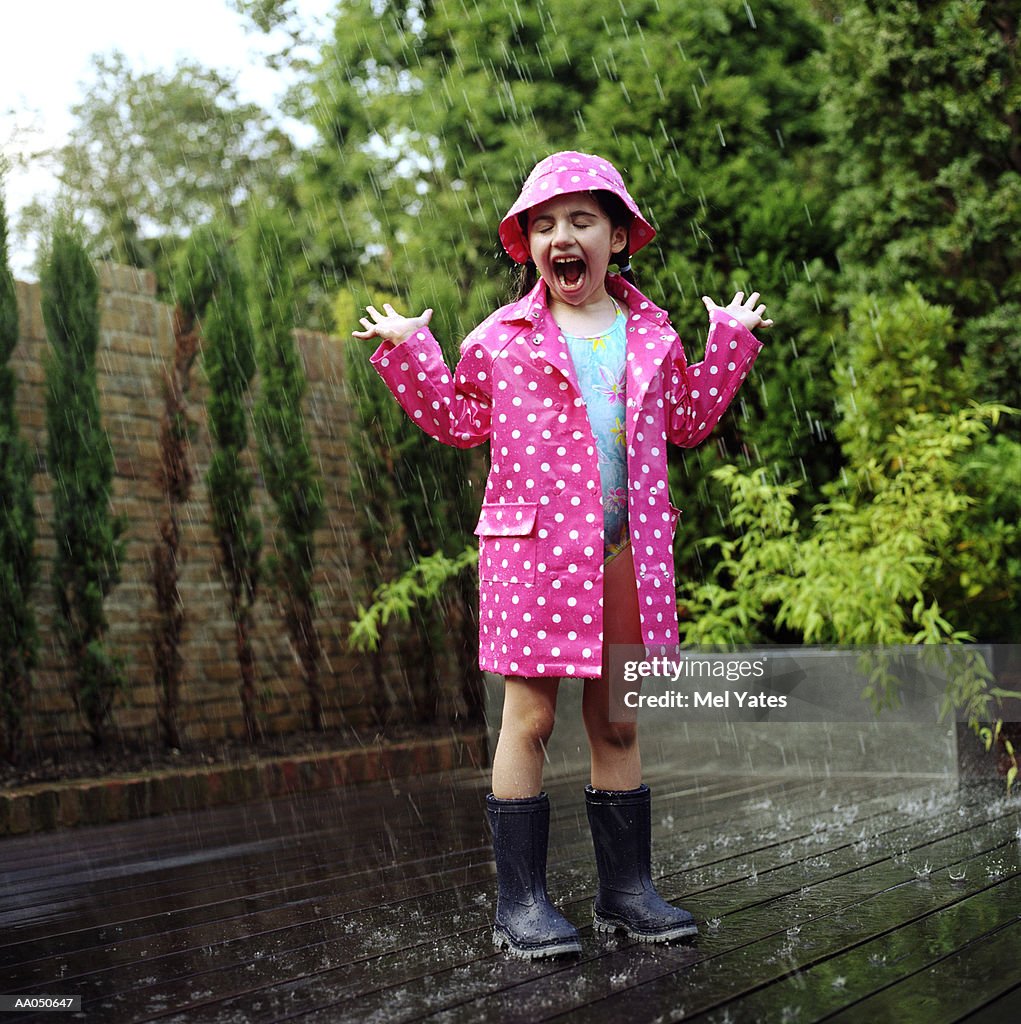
[2,758,1020,1023]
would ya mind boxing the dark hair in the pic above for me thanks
[512,189,635,300]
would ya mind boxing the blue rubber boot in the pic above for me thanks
[585,784,697,942]
[486,792,583,959]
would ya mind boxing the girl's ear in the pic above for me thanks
[610,224,629,254]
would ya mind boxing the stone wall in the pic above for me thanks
[10,262,461,753]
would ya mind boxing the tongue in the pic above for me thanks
[561,261,584,285]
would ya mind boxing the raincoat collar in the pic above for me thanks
[496,274,675,444]
[498,274,669,327]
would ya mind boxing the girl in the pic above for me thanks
[354,151,771,959]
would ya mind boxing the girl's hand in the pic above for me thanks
[702,291,773,332]
[352,303,433,345]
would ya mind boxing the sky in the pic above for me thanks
[1,0,336,278]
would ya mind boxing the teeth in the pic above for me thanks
[553,257,585,287]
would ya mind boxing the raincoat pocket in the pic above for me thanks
[474,502,538,584]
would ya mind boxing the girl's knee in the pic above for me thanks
[586,718,637,752]
[501,684,557,748]
[514,704,556,747]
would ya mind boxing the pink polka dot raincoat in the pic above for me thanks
[370,272,762,679]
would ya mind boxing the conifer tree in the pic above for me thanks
[177,228,263,742]
[338,288,407,727]
[41,221,125,747]
[0,187,38,764]
[245,205,326,731]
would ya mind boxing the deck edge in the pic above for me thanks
[0,730,490,836]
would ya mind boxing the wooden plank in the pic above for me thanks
[346,819,1019,1024]
[683,872,1021,1020]
[0,768,769,919]
[0,777,804,933]
[826,918,1021,1022]
[0,773,849,964]
[4,774,997,1024]
[0,776,486,908]
[954,983,1021,1022]
[272,794,1011,1024]
[0,774,909,1015]
[0,777,828,1002]
[72,782,1005,1023]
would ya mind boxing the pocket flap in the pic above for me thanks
[474,502,538,537]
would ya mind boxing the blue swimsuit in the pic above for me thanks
[562,305,629,560]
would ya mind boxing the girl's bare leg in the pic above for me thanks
[580,546,696,943]
[583,544,643,790]
[491,675,561,798]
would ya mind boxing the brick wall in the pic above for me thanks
[10,262,462,753]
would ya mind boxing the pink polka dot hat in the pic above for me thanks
[498,150,657,264]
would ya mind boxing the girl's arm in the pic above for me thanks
[664,292,770,448]
[356,302,494,450]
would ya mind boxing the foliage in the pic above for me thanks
[349,546,480,653]
[680,403,1009,700]
[228,0,298,33]
[40,220,125,747]
[979,720,1019,792]
[21,51,293,296]
[176,227,264,741]
[835,287,1019,639]
[305,0,841,588]
[9,0,1019,751]
[337,287,407,723]
[340,282,485,724]
[679,285,1017,726]
[0,185,38,764]
[832,286,972,464]
[245,203,326,730]
[955,434,1021,638]
[226,0,327,70]
[820,0,1021,419]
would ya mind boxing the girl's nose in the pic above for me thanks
[552,221,574,245]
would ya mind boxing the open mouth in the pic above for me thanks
[553,256,587,290]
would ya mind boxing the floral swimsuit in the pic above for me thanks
[561,303,629,561]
